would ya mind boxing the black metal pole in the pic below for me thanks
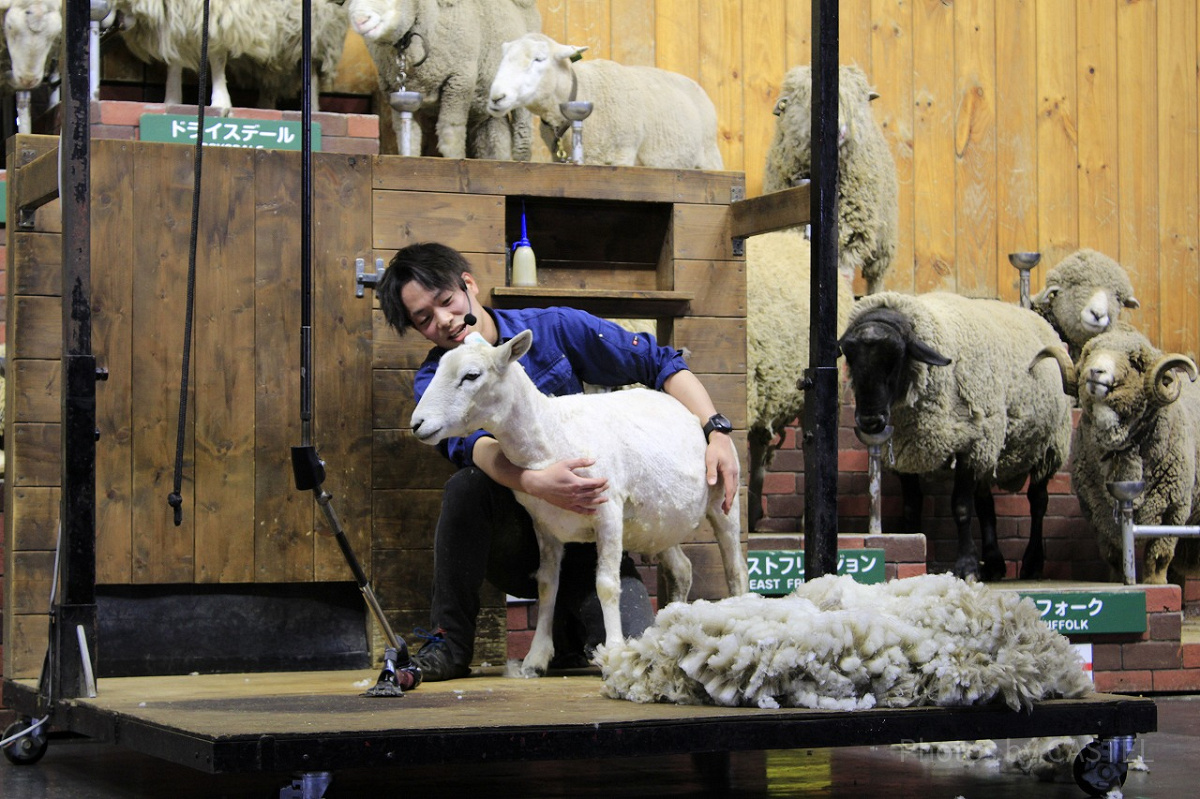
[802,0,840,580]
[56,0,99,701]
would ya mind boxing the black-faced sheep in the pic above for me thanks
[486,32,724,169]
[410,330,748,677]
[837,292,1073,581]
[1036,327,1200,585]
[1031,248,1140,360]
[346,0,540,160]
[763,64,898,294]
[746,229,853,531]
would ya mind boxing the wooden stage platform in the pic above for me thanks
[3,668,1157,777]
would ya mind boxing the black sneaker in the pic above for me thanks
[410,629,471,682]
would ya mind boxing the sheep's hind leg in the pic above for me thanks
[975,482,1006,581]
[950,463,982,581]
[657,545,694,605]
[521,534,564,677]
[593,518,629,650]
[1019,475,1049,579]
[709,494,748,596]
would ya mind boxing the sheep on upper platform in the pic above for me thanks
[597,573,1092,710]
[115,0,349,114]
[1031,248,1141,360]
[346,0,540,159]
[486,32,724,169]
[837,292,1073,581]
[1037,327,1200,585]
[410,330,748,678]
[1,0,60,93]
[746,229,854,531]
[764,65,898,294]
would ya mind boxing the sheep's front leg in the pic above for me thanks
[521,533,564,677]
[434,74,473,159]
[208,53,233,116]
[950,462,982,581]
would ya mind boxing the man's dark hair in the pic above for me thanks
[377,242,472,335]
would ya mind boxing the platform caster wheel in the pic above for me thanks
[2,718,49,765]
[1072,739,1129,796]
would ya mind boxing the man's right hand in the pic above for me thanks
[520,458,609,515]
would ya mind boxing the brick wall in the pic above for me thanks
[1091,585,1189,693]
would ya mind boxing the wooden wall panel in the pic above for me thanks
[911,0,956,293]
[254,151,313,582]
[94,140,135,584]
[1076,1,1119,265]
[194,148,257,583]
[1035,1,1079,270]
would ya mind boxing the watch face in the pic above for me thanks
[708,414,732,433]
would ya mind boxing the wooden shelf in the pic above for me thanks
[491,287,693,317]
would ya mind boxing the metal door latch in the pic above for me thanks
[355,257,385,298]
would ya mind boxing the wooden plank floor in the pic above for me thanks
[5,669,1158,776]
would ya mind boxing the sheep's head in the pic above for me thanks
[410,330,533,444]
[344,0,425,44]
[1074,328,1197,451]
[1,0,62,91]
[487,33,585,117]
[837,306,950,436]
[765,64,880,190]
[1031,249,1139,354]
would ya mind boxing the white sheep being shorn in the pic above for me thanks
[764,65,898,294]
[596,573,1092,710]
[746,229,854,531]
[837,292,1073,581]
[115,0,348,114]
[487,32,724,169]
[410,330,748,677]
[346,0,540,159]
[1036,327,1200,585]
[1032,248,1140,360]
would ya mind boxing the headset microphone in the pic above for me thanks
[464,289,478,327]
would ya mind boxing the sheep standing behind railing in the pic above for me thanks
[837,292,1073,581]
[487,32,723,169]
[1036,327,1200,585]
[1031,248,1141,361]
[114,0,349,114]
[410,330,748,677]
[346,0,540,159]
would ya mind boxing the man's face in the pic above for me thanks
[400,273,477,349]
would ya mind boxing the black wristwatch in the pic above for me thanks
[702,413,733,442]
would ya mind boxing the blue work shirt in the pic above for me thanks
[412,306,691,467]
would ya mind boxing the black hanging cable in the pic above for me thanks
[167,0,212,526]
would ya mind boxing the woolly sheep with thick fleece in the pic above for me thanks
[1031,248,1140,360]
[346,0,540,159]
[115,0,348,114]
[839,292,1073,580]
[746,229,853,530]
[1038,327,1200,585]
[409,330,748,677]
[763,65,898,294]
[596,573,1092,710]
[487,32,723,169]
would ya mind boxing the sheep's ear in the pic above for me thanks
[1124,295,1141,310]
[554,43,587,62]
[868,90,880,102]
[907,337,951,367]
[503,329,534,364]
[1031,285,1059,310]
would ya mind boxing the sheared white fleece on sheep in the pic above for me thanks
[596,573,1092,711]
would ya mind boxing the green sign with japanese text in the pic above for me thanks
[1018,590,1146,635]
[747,549,886,595]
[140,114,321,151]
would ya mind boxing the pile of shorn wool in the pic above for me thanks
[596,573,1092,711]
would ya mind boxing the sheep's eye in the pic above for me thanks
[533,55,546,63]
[459,370,481,385]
